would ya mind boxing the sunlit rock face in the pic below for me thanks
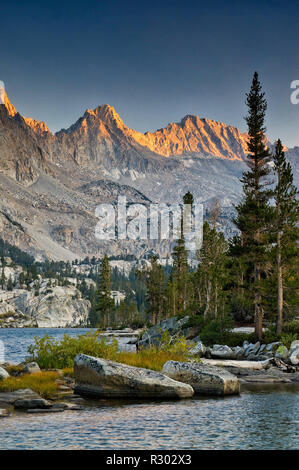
[0,93,297,261]
[0,285,90,327]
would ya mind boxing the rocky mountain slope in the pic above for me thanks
[0,92,297,261]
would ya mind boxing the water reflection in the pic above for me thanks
[0,389,298,450]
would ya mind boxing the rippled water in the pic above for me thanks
[1,389,299,450]
[0,329,298,450]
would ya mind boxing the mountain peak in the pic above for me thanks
[84,104,124,127]
[0,90,18,117]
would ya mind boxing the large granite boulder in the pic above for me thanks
[162,361,240,396]
[74,354,194,399]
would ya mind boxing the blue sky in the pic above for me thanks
[1,0,299,146]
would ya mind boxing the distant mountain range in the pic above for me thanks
[0,92,298,260]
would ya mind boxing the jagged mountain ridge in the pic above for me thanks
[0,92,297,261]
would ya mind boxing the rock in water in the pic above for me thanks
[162,361,240,396]
[14,398,51,409]
[74,354,194,399]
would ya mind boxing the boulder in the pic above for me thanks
[0,366,9,381]
[244,343,254,356]
[189,341,206,357]
[23,362,41,374]
[162,361,240,396]
[14,398,51,409]
[289,340,299,355]
[289,350,299,366]
[210,344,235,359]
[275,345,289,361]
[266,342,280,352]
[74,354,194,399]
[0,408,10,418]
[232,346,245,359]
[252,341,261,354]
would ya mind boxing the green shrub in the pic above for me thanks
[27,331,119,369]
[283,320,299,336]
[200,315,234,346]
[224,332,256,347]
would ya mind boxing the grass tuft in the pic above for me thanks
[0,371,59,398]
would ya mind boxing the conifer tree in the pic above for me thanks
[137,255,166,325]
[272,139,299,335]
[233,72,272,341]
[195,222,229,318]
[94,255,114,327]
[1,267,6,290]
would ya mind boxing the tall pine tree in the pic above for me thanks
[233,72,272,341]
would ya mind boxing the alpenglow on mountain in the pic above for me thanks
[0,91,298,261]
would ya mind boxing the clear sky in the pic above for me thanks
[1,0,299,146]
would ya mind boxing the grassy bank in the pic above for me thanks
[0,371,60,398]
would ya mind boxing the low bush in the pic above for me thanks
[27,331,119,369]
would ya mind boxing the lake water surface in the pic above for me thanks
[0,328,298,450]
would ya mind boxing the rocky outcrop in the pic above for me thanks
[74,354,194,399]
[0,389,40,405]
[0,284,90,327]
[137,316,194,348]
[162,360,240,396]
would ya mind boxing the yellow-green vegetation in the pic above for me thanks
[4,365,25,376]
[0,371,60,398]
[62,367,75,377]
[116,347,188,371]
[27,330,194,371]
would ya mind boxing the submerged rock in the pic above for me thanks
[162,361,240,396]
[0,408,10,418]
[0,389,40,405]
[14,398,51,409]
[74,354,194,399]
